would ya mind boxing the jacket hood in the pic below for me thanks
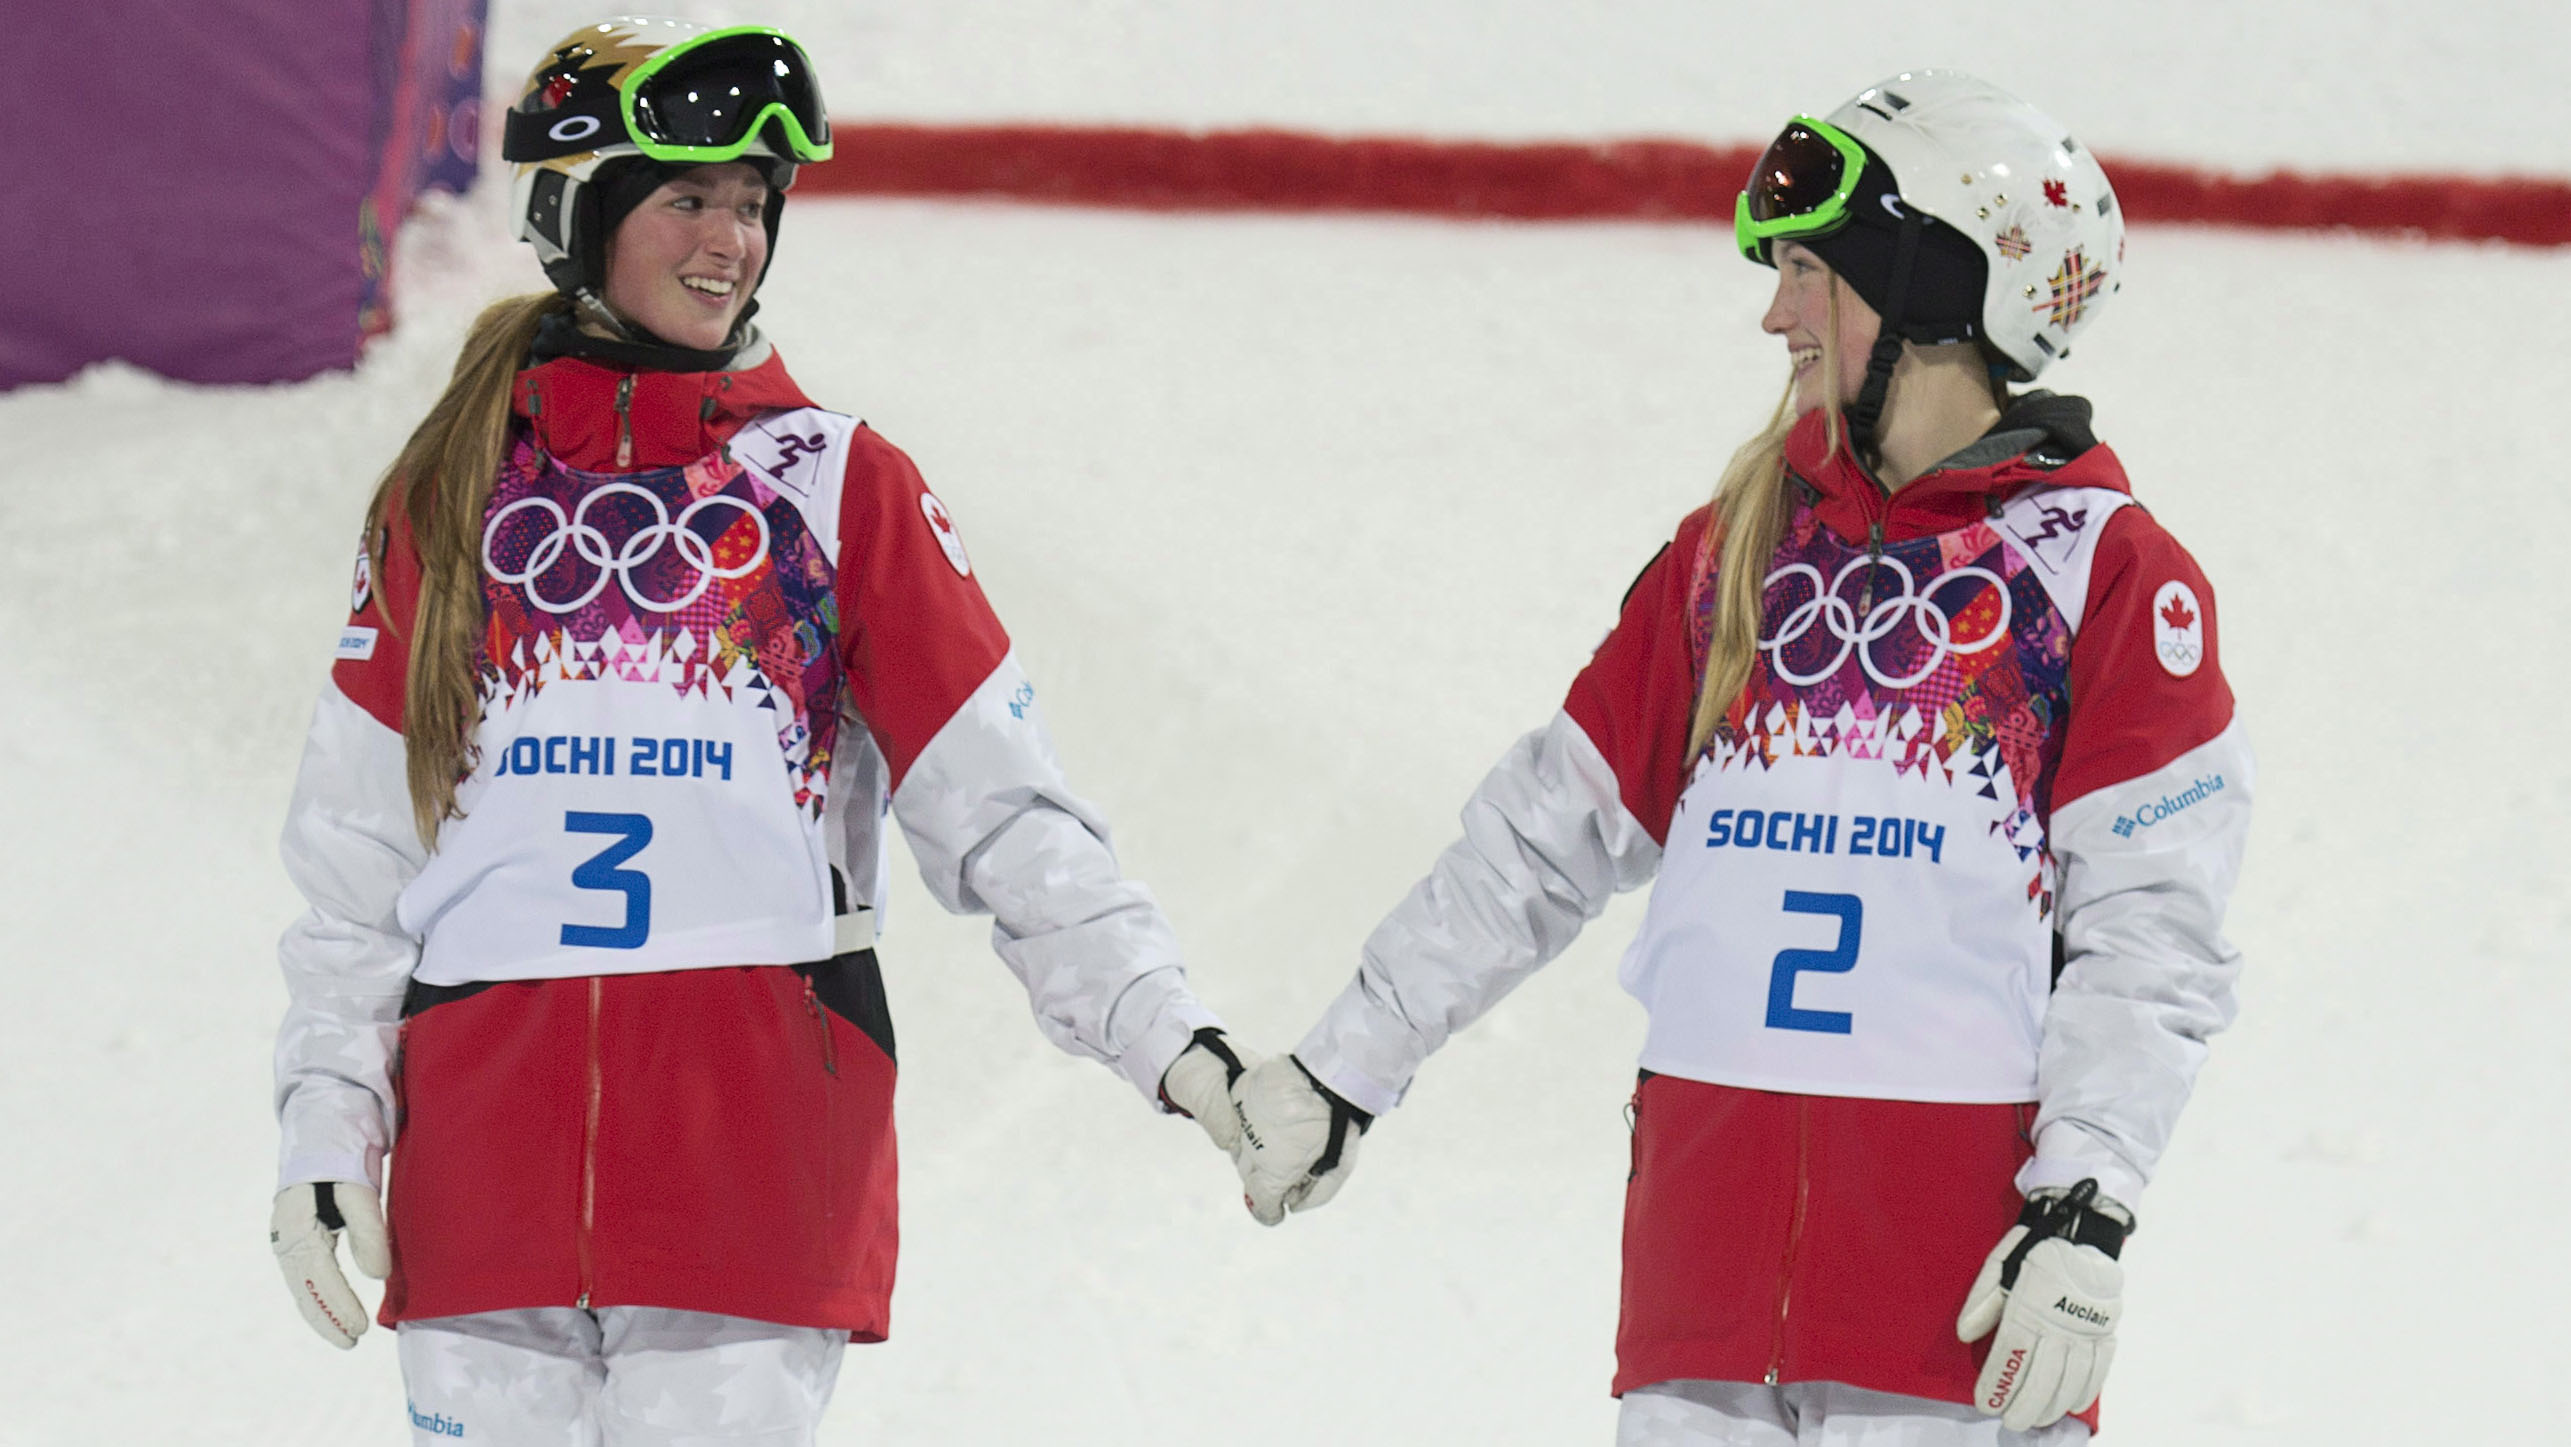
[510,349,818,472]
[1784,390,2130,543]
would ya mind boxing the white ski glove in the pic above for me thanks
[1957,1179,2131,1431]
[1229,1055,1371,1226]
[271,1181,389,1349]
[1160,1028,1257,1154]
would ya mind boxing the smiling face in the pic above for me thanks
[601,162,772,350]
[1762,239,1881,415]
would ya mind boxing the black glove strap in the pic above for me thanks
[1161,1027,1250,1116]
[1190,1027,1247,1086]
[313,1181,346,1232]
[1290,1055,1374,1176]
[1998,1178,2130,1288]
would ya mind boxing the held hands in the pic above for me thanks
[1956,1179,2132,1430]
[1160,1031,1373,1226]
[270,1181,390,1349]
[1227,1055,1371,1225]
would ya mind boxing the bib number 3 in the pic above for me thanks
[1766,890,1861,1034]
[562,811,653,949]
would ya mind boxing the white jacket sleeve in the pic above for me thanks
[1294,710,1664,1117]
[2020,719,2253,1206]
[889,653,1220,1104]
[273,683,428,1192]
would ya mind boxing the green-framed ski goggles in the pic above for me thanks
[1734,116,1869,264]
[621,26,834,164]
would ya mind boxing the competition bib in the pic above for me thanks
[1618,490,2117,1102]
[401,411,860,985]
[1624,723,2052,1101]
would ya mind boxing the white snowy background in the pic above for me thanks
[3,2,2566,1442]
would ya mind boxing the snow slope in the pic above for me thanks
[5,4,2569,1443]
[6,185,2567,1446]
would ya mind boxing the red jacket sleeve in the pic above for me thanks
[332,506,423,735]
[1562,506,1713,845]
[832,428,1013,789]
[2022,501,2250,1205]
[2049,504,2235,813]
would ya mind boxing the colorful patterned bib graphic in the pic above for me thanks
[477,432,843,813]
[1693,493,2075,913]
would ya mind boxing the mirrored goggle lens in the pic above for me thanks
[632,35,830,150]
[1744,123,1847,224]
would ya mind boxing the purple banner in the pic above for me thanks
[0,0,483,390]
[362,0,486,341]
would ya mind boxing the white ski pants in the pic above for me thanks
[396,1307,845,1446]
[1617,1380,2093,1447]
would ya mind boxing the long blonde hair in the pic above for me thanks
[364,291,566,844]
[1684,281,1849,758]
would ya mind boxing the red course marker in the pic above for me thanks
[797,123,2571,246]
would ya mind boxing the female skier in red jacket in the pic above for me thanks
[1218,71,2252,1445]
[267,19,1249,1442]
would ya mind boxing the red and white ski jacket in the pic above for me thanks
[1294,397,2249,1400]
[272,346,1219,1200]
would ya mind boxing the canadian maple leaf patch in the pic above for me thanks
[2151,580,2204,678]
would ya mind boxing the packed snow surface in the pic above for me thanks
[7,183,2567,1447]
[6,4,2571,1443]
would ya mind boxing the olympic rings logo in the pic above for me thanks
[1760,555,2012,689]
[483,484,770,614]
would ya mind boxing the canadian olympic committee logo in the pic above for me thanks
[1760,555,2012,689]
[2152,579,2203,677]
[920,490,971,577]
[483,484,771,613]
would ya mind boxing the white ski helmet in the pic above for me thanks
[1740,69,2123,382]
[501,17,832,319]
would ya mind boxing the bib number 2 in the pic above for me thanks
[562,812,652,949]
[1766,890,1861,1034]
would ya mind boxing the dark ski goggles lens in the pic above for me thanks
[1744,123,1849,224]
[631,33,830,152]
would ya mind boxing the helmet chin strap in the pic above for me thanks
[531,277,759,374]
[569,282,634,340]
[1843,206,1924,478]
[536,239,642,343]
[540,251,761,371]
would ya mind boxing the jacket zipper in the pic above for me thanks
[1858,520,1887,613]
[804,976,838,1221]
[803,977,837,1076]
[1765,1098,1813,1385]
[613,374,636,469]
[576,975,602,1309]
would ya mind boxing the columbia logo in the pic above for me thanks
[2111,774,2223,839]
[408,1403,466,1438]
